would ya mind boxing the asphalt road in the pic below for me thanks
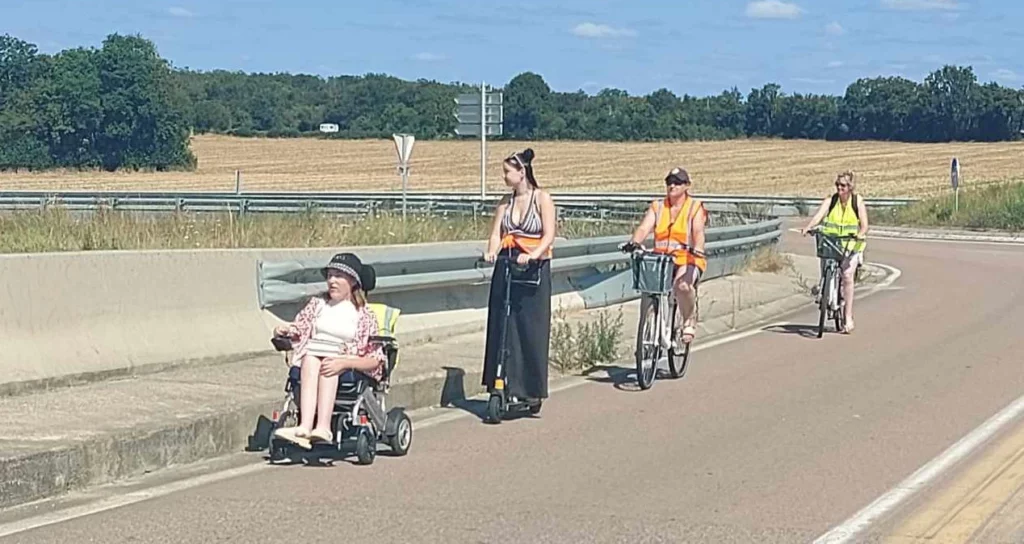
[6,230,1024,544]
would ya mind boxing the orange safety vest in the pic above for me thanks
[651,196,707,271]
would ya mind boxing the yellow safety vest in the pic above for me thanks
[821,195,866,252]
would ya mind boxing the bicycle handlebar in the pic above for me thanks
[619,241,706,259]
[806,227,863,241]
[475,252,538,267]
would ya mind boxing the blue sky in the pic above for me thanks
[2,0,1022,97]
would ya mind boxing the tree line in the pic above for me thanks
[2,33,1022,172]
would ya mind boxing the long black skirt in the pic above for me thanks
[481,258,552,400]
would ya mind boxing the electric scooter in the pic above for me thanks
[477,248,543,424]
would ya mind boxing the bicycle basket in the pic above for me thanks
[631,253,675,294]
[815,234,848,261]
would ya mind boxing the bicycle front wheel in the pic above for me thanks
[818,269,834,338]
[667,299,690,379]
[635,295,660,390]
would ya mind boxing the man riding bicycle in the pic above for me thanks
[800,171,868,334]
[622,167,708,346]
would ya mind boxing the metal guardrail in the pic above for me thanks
[0,190,916,219]
[256,217,784,311]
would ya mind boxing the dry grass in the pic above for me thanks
[0,208,632,253]
[744,246,795,274]
[549,305,625,374]
[1,134,1021,198]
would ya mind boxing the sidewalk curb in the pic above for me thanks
[0,264,894,512]
[871,227,1024,244]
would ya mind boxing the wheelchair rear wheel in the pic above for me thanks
[388,412,413,456]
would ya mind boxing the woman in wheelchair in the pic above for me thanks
[272,253,386,450]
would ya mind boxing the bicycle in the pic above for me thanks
[620,242,696,390]
[807,228,862,338]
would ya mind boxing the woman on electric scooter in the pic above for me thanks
[481,148,557,410]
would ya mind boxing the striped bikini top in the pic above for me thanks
[501,189,543,238]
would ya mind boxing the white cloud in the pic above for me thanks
[992,68,1020,81]
[825,22,846,36]
[571,22,636,39]
[745,1,803,19]
[413,52,444,62]
[881,0,961,11]
[827,60,845,68]
[167,6,195,18]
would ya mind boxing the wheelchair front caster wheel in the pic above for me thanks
[355,428,376,465]
[486,394,503,424]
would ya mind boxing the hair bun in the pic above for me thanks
[520,148,535,163]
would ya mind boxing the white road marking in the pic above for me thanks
[0,262,905,540]
[0,463,270,540]
[812,393,1024,544]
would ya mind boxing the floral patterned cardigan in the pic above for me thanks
[285,295,386,382]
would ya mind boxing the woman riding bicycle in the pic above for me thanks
[800,171,869,334]
[481,148,556,408]
[623,167,707,346]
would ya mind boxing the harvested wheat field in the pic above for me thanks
[1,134,1021,197]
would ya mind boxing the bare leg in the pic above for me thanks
[314,372,339,437]
[673,266,698,342]
[298,355,323,432]
[841,256,858,332]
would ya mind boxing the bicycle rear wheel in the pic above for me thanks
[834,284,845,333]
[635,296,660,390]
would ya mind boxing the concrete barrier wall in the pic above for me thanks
[0,219,778,394]
[0,241,596,394]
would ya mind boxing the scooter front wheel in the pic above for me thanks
[486,394,503,424]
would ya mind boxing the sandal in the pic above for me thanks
[309,429,333,444]
[273,426,312,450]
[681,325,697,344]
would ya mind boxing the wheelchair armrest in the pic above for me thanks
[368,335,399,352]
[271,334,293,352]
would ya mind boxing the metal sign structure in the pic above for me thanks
[951,157,960,213]
[393,133,416,219]
[454,82,503,198]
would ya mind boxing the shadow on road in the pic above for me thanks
[584,364,678,392]
[763,323,822,339]
[440,366,538,424]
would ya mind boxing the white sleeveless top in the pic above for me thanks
[305,299,360,357]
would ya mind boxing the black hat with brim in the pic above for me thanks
[321,252,376,292]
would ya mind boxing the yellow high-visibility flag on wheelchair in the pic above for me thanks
[367,303,401,367]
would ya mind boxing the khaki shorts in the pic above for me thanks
[674,264,702,287]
